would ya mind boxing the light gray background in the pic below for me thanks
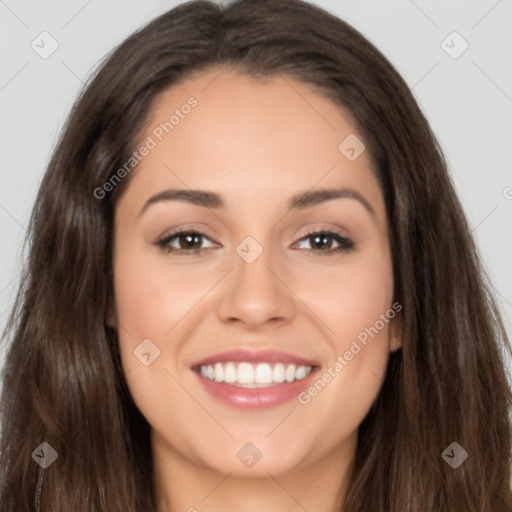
[1,0,511,373]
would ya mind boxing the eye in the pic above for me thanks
[292,229,355,256]
[156,230,218,255]
[156,228,355,256]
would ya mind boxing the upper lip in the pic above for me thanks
[190,348,319,368]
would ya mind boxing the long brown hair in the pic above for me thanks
[1,0,511,510]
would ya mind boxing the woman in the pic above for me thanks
[1,0,511,510]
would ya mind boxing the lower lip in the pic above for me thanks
[193,368,318,409]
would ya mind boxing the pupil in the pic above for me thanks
[181,233,200,249]
[312,234,331,250]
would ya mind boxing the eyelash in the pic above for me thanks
[156,228,355,256]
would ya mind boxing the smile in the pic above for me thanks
[191,349,319,409]
[196,362,313,388]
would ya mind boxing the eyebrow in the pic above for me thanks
[138,187,375,218]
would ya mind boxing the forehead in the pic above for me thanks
[143,68,363,166]
[119,68,384,223]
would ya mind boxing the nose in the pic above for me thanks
[216,239,296,331]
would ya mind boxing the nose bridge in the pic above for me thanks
[233,232,281,298]
[235,233,276,286]
[216,231,295,327]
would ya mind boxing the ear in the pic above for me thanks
[390,311,403,352]
[105,303,117,329]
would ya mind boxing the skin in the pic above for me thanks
[111,68,402,512]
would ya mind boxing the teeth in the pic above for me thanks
[295,365,306,380]
[197,362,313,387]
[255,363,273,384]
[237,362,254,384]
[224,362,237,383]
[273,363,285,383]
[214,363,224,383]
[285,364,296,383]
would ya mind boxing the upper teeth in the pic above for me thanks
[198,362,313,387]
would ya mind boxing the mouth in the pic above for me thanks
[190,349,320,409]
[194,361,313,388]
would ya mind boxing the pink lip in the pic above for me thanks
[193,370,319,409]
[190,348,320,409]
[190,348,319,368]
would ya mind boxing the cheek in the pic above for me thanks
[112,239,222,417]
[296,254,394,434]
[112,239,176,386]
[302,245,394,347]
[111,243,200,444]
[112,240,207,343]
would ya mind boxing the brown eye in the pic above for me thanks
[293,230,355,256]
[157,230,216,254]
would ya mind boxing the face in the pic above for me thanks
[111,68,401,479]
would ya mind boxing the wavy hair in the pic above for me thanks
[1,0,511,510]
